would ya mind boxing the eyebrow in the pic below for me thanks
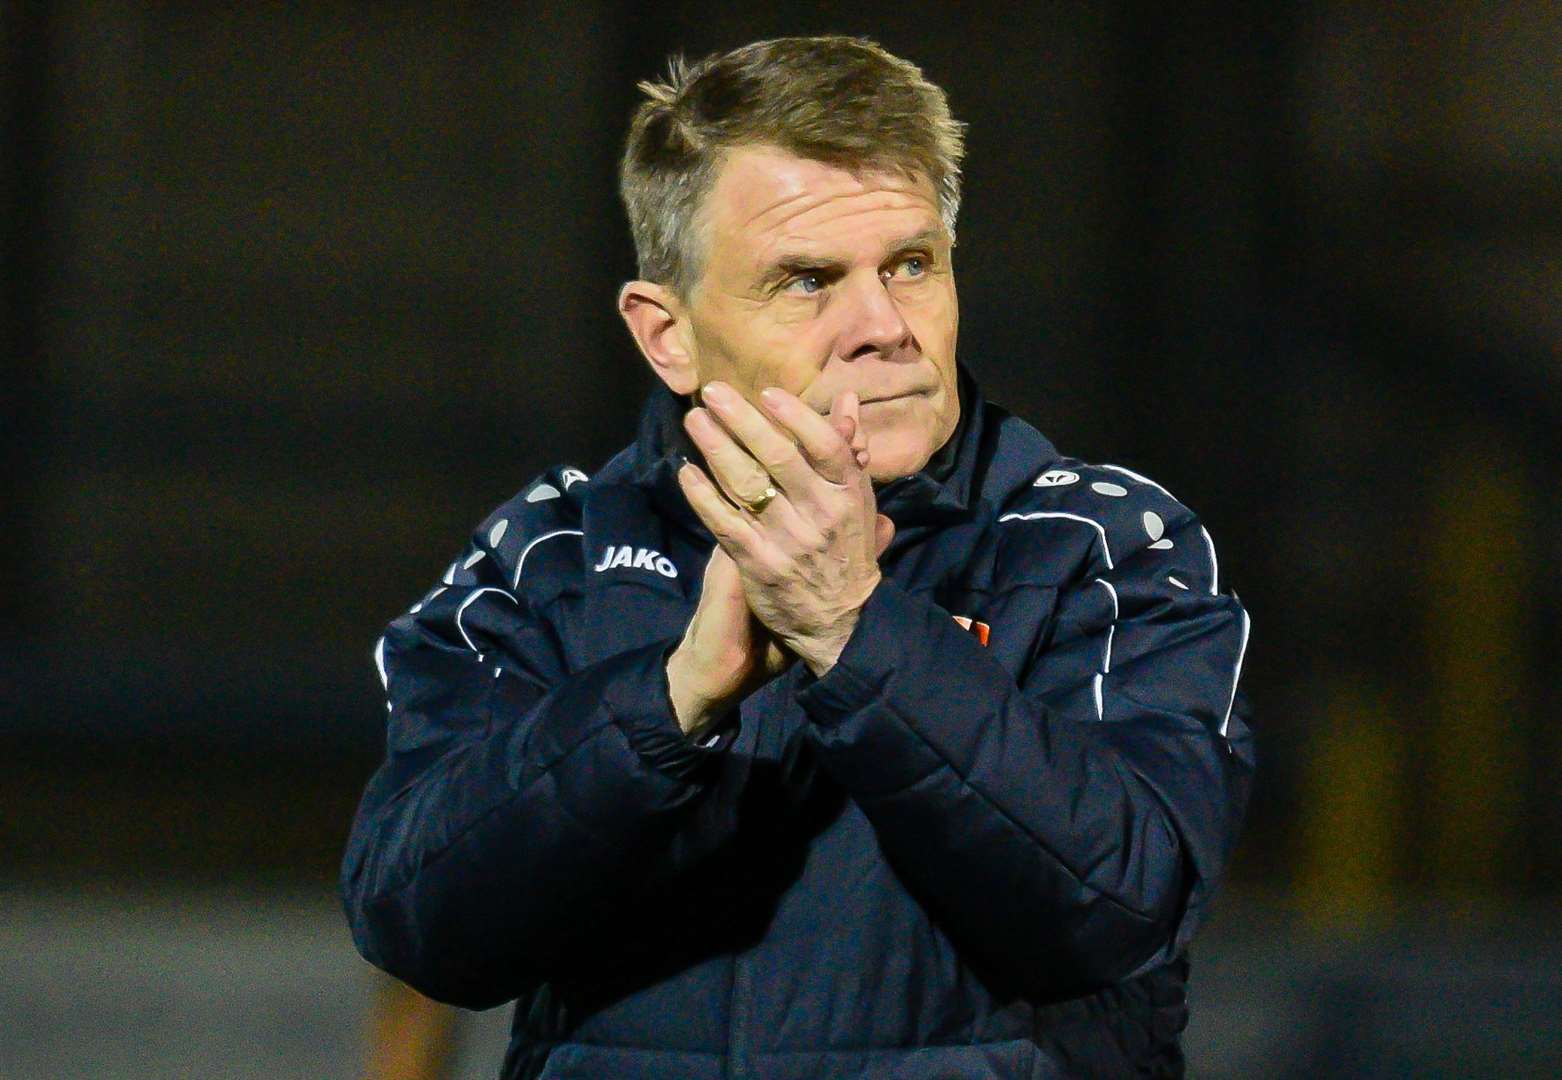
[755,227,947,291]
[756,255,848,292]
[883,228,945,260]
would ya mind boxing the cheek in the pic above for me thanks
[753,324,832,393]
[902,285,958,351]
[697,315,811,392]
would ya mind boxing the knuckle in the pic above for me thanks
[759,448,793,473]
[757,553,789,584]
[783,523,824,553]
[819,426,849,455]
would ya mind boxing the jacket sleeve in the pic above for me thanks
[340,514,736,1009]
[795,498,1254,999]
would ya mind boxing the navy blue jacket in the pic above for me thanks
[342,368,1255,1078]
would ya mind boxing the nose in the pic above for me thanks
[835,272,913,361]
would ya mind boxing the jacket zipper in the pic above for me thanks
[727,946,753,1078]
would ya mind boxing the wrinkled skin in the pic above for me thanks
[618,146,961,732]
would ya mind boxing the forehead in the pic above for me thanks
[702,146,943,266]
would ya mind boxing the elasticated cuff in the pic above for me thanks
[595,638,740,783]
[795,580,923,726]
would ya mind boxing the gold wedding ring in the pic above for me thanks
[743,485,779,514]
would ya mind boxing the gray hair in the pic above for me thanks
[620,36,966,297]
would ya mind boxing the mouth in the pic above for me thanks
[859,388,929,405]
[804,386,932,414]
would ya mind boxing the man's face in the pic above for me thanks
[681,146,960,483]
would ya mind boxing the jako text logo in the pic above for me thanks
[593,545,678,579]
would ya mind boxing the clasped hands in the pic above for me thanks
[666,381,895,738]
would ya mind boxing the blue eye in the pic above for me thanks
[787,274,824,295]
[884,256,928,282]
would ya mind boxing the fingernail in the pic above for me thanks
[759,387,781,407]
[702,382,732,404]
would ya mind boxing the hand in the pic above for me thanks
[665,396,874,734]
[666,545,790,738]
[677,382,896,675]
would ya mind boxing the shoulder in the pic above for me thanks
[994,458,1222,592]
[435,465,594,601]
[378,466,594,691]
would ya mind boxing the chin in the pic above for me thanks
[864,431,935,483]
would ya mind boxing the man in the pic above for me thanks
[342,36,1253,1079]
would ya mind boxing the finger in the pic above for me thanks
[703,542,742,596]
[827,405,855,445]
[831,391,875,490]
[832,392,874,478]
[679,459,820,568]
[837,390,860,438]
[684,407,778,511]
[851,394,889,484]
[685,409,835,563]
[845,400,871,467]
[757,386,856,485]
[677,460,764,555]
[689,543,750,640]
[828,408,872,470]
[700,382,828,499]
[874,513,895,556]
[830,406,880,468]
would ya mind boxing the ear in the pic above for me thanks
[618,280,699,395]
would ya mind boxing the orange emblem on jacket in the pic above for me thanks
[952,615,990,646]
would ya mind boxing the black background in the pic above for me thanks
[4,2,1558,1072]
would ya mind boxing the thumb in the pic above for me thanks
[703,545,746,606]
[827,405,855,444]
[873,513,896,556]
[829,392,871,467]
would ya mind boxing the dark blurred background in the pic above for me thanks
[4,2,1559,1076]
